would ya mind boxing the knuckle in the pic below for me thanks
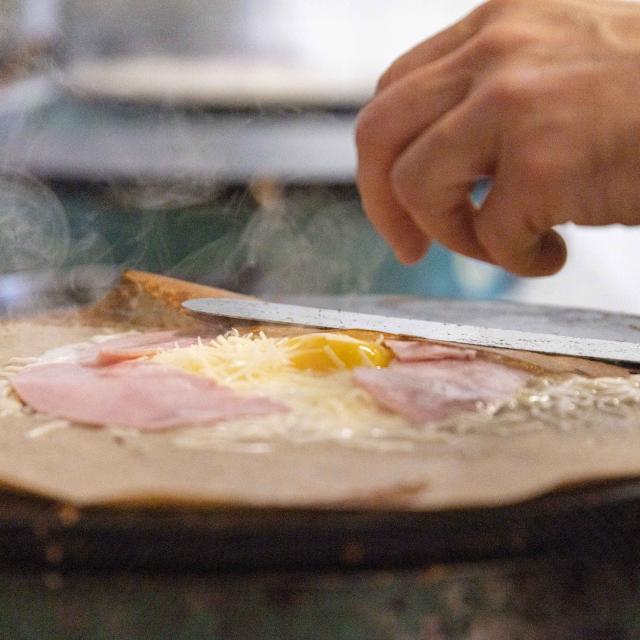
[390,128,452,214]
[473,25,516,57]
[474,23,538,56]
[420,125,451,153]
[376,66,398,94]
[355,104,386,152]
[518,138,565,182]
[505,23,539,48]
[480,69,537,110]
[482,0,523,17]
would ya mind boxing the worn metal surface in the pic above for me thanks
[185,298,640,363]
[3,481,640,572]
[282,295,640,343]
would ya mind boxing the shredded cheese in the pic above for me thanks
[152,331,294,386]
[3,329,640,454]
[152,331,418,452]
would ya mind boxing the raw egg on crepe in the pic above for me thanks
[286,333,392,371]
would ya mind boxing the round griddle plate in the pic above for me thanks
[1,293,639,572]
[1,478,640,572]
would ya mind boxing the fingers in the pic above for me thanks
[475,165,568,276]
[356,172,426,266]
[389,94,568,276]
[356,64,472,263]
[376,3,493,94]
[358,0,574,275]
[389,98,497,263]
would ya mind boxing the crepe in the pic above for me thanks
[0,270,639,510]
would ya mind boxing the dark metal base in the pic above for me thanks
[2,478,640,573]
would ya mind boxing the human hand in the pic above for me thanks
[356,0,640,276]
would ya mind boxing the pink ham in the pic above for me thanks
[79,331,200,366]
[11,361,286,430]
[353,360,529,423]
[385,340,477,362]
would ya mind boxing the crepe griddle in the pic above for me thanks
[2,270,640,572]
[2,478,640,572]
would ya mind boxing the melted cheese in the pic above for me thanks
[151,331,415,451]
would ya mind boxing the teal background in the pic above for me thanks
[44,184,515,299]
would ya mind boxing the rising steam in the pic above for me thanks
[0,172,121,315]
[169,181,388,296]
[0,172,70,272]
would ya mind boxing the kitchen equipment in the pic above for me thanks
[183,298,640,365]
[3,275,640,639]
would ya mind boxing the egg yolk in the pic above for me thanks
[286,333,392,372]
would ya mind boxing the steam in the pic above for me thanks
[0,172,70,272]
[108,179,218,212]
[0,172,119,274]
[169,181,388,297]
[0,171,119,315]
[0,170,388,314]
[0,112,388,308]
[1,1,394,308]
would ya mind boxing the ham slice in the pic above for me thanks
[385,340,477,362]
[79,331,200,366]
[353,360,530,423]
[11,361,286,430]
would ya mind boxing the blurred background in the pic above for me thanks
[0,0,638,315]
